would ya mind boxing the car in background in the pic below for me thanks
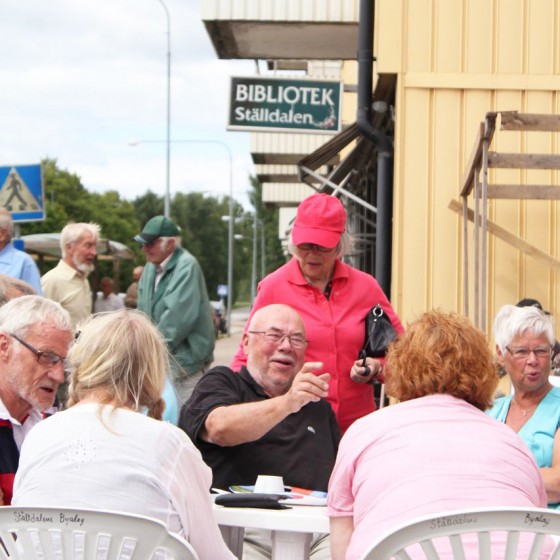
[210,300,228,336]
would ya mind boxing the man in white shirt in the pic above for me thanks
[0,295,73,505]
[94,277,125,313]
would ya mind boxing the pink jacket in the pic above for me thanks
[231,258,404,433]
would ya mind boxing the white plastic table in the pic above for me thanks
[213,501,329,560]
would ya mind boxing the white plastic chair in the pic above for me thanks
[0,506,199,559]
[360,506,560,559]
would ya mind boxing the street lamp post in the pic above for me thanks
[260,218,266,280]
[251,211,258,304]
[233,216,259,305]
[129,139,234,335]
[155,0,171,218]
[230,214,265,305]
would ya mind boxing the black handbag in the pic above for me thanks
[358,304,398,361]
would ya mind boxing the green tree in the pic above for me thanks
[248,176,286,279]
[132,191,164,227]
[86,191,143,287]
[21,159,89,234]
[20,159,142,291]
[21,159,141,244]
[17,160,285,305]
[171,192,230,301]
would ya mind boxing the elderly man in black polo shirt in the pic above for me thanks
[180,303,340,559]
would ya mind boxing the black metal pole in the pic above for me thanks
[357,0,394,298]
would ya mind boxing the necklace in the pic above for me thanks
[512,398,538,417]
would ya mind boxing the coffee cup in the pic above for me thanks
[253,475,285,494]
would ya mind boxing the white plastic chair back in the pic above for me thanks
[0,506,199,560]
[360,506,560,559]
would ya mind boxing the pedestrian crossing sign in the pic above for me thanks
[0,164,45,222]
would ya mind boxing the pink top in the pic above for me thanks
[327,394,548,560]
[231,258,403,433]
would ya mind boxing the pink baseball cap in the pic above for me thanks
[292,194,346,248]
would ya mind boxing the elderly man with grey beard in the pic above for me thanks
[0,295,73,505]
[41,222,100,329]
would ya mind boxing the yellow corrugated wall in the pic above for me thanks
[375,0,560,336]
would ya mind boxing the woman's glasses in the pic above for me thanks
[505,346,552,360]
[296,243,335,253]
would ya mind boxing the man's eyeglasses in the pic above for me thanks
[296,243,335,254]
[505,346,552,360]
[248,330,308,349]
[10,333,67,368]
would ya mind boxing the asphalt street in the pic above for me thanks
[210,307,250,368]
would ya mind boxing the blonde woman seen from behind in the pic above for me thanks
[13,309,234,560]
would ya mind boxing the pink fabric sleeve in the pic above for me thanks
[326,431,357,518]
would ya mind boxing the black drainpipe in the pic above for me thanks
[357,0,394,299]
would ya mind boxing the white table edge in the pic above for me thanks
[213,503,329,533]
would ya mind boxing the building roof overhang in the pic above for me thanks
[202,0,360,60]
[204,21,359,60]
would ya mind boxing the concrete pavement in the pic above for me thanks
[210,307,250,368]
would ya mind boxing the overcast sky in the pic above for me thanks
[0,0,256,210]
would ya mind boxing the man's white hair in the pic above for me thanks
[60,222,100,258]
[0,295,72,337]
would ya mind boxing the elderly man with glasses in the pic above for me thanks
[180,303,339,559]
[0,295,73,505]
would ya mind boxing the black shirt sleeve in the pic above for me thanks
[178,365,245,443]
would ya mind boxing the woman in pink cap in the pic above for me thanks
[231,193,403,433]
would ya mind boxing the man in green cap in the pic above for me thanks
[135,216,215,405]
